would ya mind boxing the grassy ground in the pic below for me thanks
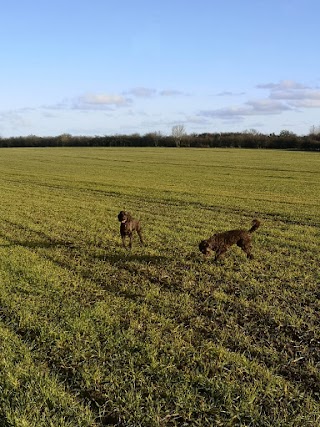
[0,147,319,426]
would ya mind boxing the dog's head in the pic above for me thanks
[118,211,131,223]
[199,239,211,256]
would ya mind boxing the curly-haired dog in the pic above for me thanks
[199,219,261,261]
[118,211,144,249]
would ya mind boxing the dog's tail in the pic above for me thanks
[248,219,261,233]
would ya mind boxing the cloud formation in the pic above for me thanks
[2,80,319,137]
[199,99,290,120]
[261,80,320,109]
[216,91,246,97]
[124,87,157,98]
[198,80,320,121]
[159,90,186,96]
[256,80,310,90]
[0,110,30,128]
[124,87,187,98]
[76,93,131,108]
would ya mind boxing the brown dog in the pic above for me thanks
[199,219,261,261]
[118,211,144,249]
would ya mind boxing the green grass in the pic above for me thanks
[0,147,319,426]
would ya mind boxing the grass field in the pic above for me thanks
[0,147,319,426]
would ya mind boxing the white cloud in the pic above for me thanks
[0,110,30,128]
[159,90,186,96]
[256,80,309,90]
[125,87,156,98]
[216,91,246,96]
[270,89,320,101]
[198,80,320,123]
[246,99,291,113]
[289,99,320,108]
[256,80,320,110]
[199,99,290,120]
[77,93,131,107]
[124,87,188,98]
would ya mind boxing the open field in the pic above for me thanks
[0,147,319,426]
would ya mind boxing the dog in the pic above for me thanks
[118,211,144,249]
[199,219,261,261]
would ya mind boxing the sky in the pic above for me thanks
[1,0,320,137]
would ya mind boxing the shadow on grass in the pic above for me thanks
[0,220,78,251]
[0,234,77,251]
[97,251,168,265]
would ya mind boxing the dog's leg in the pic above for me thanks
[128,233,133,250]
[244,245,254,259]
[121,235,127,249]
[241,243,253,259]
[137,229,144,245]
[214,247,227,261]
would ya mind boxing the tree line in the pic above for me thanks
[0,131,319,151]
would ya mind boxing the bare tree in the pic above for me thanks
[309,125,320,135]
[279,129,296,137]
[145,131,162,147]
[243,128,260,135]
[171,124,186,147]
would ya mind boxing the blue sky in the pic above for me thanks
[1,0,320,137]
